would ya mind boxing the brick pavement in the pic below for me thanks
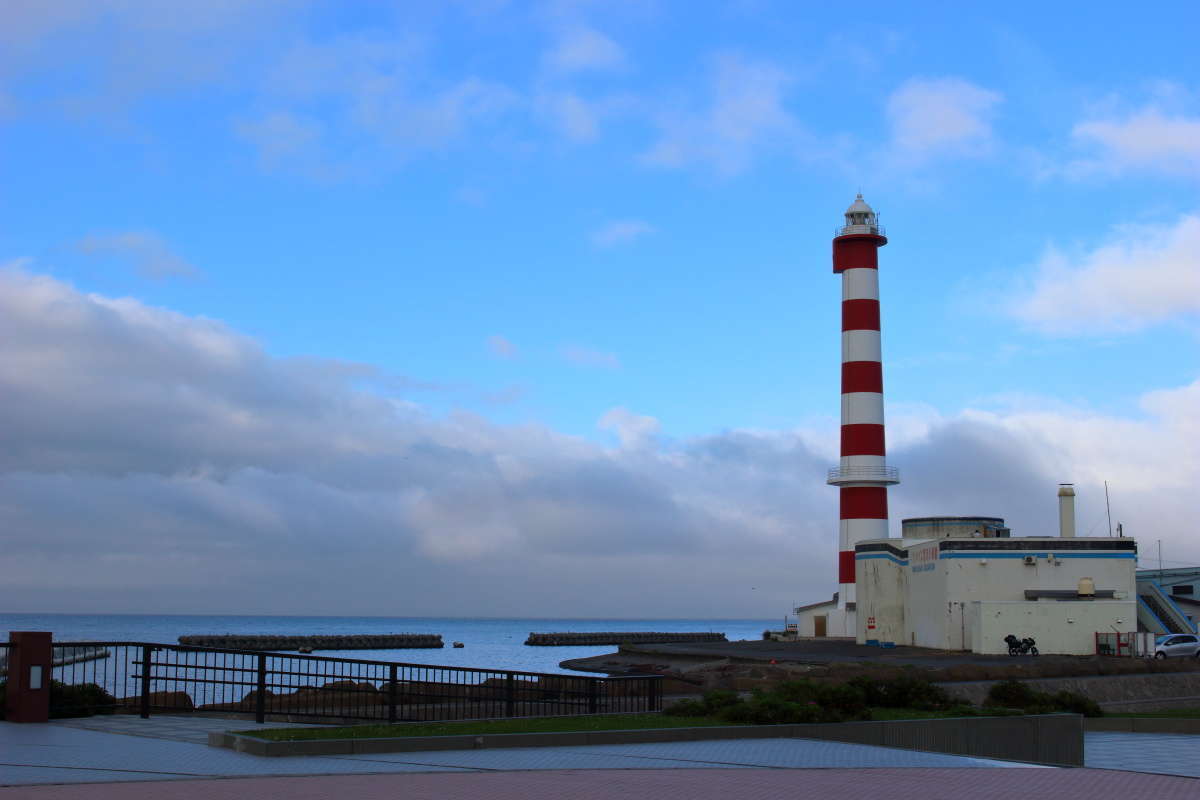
[4,768,1199,800]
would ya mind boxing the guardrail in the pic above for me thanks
[46,641,661,724]
[827,465,899,485]
[834,225,887,237]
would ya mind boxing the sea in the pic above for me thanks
[1,614,773,675]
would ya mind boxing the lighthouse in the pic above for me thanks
[827,194,899,617]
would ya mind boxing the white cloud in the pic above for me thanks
[886,77,1002,161]
[1014,213,1200,333]
[1,265,1196,614]
[235,111,324,168]
[560,344,621,369]
[487,334,518,359]
[538,91,600,142]
[598,406,660,450]
[1070,107,1200,178]
[76,231,200,280]
[240,32,520,173]
[543,26,625,74]
[640,53,803,176]
[591,219,654,247]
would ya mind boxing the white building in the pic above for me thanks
[853,515,1139,655]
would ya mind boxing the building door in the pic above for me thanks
[814,615,827,637]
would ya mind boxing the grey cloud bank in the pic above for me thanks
[1,267,1195,616]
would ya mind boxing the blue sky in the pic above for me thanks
[2,1,1198,615]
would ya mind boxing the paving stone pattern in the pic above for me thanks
[2,715,1199,798]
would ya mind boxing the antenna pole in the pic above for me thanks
[1158,539,1163,573]
[1104,481,1113,537]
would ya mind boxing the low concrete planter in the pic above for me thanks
[210,713,1083,766]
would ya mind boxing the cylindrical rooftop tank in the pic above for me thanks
[901,516,1007,539]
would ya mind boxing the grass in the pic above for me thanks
[244,706,1017,742]
[1107,708,1200,719]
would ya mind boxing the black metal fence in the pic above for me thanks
[46,641,661,724]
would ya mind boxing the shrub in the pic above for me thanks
[986,679,1039,709]
[848,675,954,710]
[698,689,741,715]
[772,680,822,705]
[719,696,843,725]
[49,681,117,718]
[1049,690,1103,718]
[662,698,707,717]
[984,680,1102,717]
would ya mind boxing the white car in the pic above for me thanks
[1153,633,1200,659]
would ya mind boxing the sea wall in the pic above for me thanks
[526,632,727,646]
[939,671,1200,712]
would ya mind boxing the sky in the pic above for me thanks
[1,0,1198,618]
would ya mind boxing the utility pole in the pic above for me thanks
[1104,481,1113,537]
[1158,539,1163,573]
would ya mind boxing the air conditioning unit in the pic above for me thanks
[1022,555,1037,566]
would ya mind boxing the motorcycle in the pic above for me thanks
[1004,634,1039,656]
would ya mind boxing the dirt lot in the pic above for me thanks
[560,638,1200,687]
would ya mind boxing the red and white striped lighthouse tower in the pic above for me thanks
[828,194,899,613]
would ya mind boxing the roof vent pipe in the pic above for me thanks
[1058,484,1076,539]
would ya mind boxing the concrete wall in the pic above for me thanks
[855,554,907,646]
[906,541,946,649]
[220,713,1085,767]
[793,602,854,638]
[971,600,1137,655]
[944,546,1135,608]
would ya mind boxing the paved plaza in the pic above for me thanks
[0,715,1197,798]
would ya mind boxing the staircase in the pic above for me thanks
[1136,581,1197,634]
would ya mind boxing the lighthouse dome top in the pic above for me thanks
[839,193,883,236]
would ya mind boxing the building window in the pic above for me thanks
[1172,584,1194,596]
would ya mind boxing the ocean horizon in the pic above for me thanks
[1,613,775,675]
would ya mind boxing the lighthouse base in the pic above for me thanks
[792,594,856,639]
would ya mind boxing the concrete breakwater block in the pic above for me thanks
[526,632,727,646]
[177,634,444,651]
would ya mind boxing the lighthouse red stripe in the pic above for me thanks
[838,550,856,583]
[841,361,883,394]
[840,486,889,519]
[840,423,885,456]
[841,299,880,331]
[832,237,880,273]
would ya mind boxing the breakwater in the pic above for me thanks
[177,634,444,651]
[525,632,727,646]
[0,645,110,676]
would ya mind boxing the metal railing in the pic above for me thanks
[827,465,899,485]
[1095,632,1155,657]
[835,224,886,237]
[48,641,661,723]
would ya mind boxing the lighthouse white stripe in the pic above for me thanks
[841,330,881,363]
[841,392,885,425]
[839,518,889,549]
[842,268,879,301]
[840,454,887,469]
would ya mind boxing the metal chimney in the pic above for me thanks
[1058,484,1076,538]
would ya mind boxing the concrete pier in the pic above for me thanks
[176,634,443,651]
[525,632,726,646]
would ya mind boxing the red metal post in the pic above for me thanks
[5,631,53,723]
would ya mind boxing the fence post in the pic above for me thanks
[388,665,398,724]
[588,678,599,714]
[255,653,267,724]
[505,673,515,717]
[140,645,153,719]
[648,676,661,712]
[4,632,53,723]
